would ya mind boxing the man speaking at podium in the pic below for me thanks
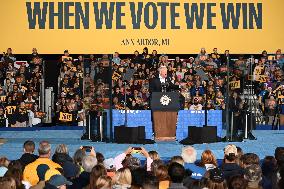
[149,66,182,141]
[149,66,179,93]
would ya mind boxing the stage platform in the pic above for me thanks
[0,127,284,161]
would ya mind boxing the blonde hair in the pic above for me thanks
[149,151,160,160]
[113,168,132,185]
[55,144,69,154]
[170,156,185,166]
[96,175,112,189]
[181,146,197,163]
[201,150,217,167]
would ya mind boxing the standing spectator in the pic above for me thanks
[244,165,262,189]
[88,164,107,189]
[71,147,97,189]
[18,140,38,168]
[199,150,218,171]
[52,144,73,166]
[181,146,206,180]
[221,144,244,181]
[112,168,132,189]
[95,175,112,189]
[168,162,187,189]
[203,168,227,189]
[228,175,248,189]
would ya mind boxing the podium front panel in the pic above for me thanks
[151,92,180,111]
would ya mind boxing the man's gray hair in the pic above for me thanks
[82,156,97,173]
[38,141,51,156]
[181,146,197,163]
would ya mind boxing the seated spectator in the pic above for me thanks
[181,146,206,180]
[220,144,244,182]
[23,141,62,186]
[18,140,38,168]
[189,98,203,110]
[112,167,132,189]
[112,52,121,65]
[168,162,187,189]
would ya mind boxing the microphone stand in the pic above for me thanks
[123,80,128,127]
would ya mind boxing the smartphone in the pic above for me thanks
[82,146,92,152]
[132,147,142,154]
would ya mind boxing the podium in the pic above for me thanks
[151,92,180,141]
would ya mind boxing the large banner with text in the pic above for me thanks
[0,0,283,54]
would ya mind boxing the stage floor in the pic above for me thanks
[0,129,283,160]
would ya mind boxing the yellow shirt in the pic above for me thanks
[23,158,61,186]
[159,180,170,189]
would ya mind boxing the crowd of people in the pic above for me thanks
[0,48,43,127]
[0,141,283,189]
[1,47,284,126]
[83,47,284,120]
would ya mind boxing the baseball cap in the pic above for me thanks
[103,158,115,170]
[47,174,72,187]
[224,144,238,156]
[209,168,225,183]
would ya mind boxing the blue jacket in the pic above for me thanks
[184,163,206,180]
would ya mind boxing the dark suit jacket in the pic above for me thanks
[149,76,179,93]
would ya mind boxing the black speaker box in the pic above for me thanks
[114,126,152,144]
[180,126,217,144]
